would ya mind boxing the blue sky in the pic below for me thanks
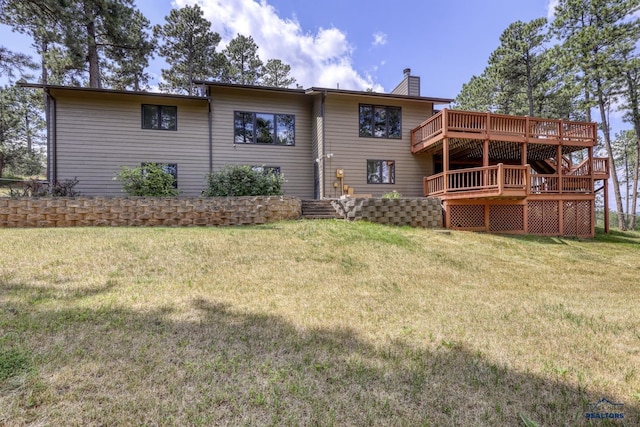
[2,0,558,100]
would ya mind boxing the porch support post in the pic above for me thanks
[604,179,610,234]
[557,144,563,194]
[443,137,449,193]
[588,146,594,189]
[483,138,489,187]
[521,143,527,166]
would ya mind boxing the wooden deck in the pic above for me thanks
[410,109,609,237]
[411,109,598,154]
[423,160,609,199]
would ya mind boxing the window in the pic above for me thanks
[367,160,395,184]
[142,162,178,188]
[359,105,401,139]
[251,165,281,176]
[142,105,177,130]
[234,111,295,145]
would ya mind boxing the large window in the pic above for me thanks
[367,160,395,184]
[142,162,178,188]
[359,105,401,139]
[142,105,177,130]
[234,111,295,145]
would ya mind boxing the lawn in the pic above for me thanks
[1,221,638,426]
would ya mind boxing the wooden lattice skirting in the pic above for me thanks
[443,197,594,237]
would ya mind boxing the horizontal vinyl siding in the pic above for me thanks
[56,93,209,196]
[391,79,408,96]
[323,96,433,198]
[210,89,314,198]
[408,76,421,97]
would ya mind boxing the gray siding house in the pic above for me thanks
[24,70,452,198]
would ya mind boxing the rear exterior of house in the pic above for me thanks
[46,88,210,196]
[30,70,451,199]
[27,70,609,237]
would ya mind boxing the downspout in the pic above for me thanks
[321,91,326,199]
[45,88,57,185]
[207,86,213,175]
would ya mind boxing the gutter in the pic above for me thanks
[207,86,213,175]
[321,91,326,199]
[45,88,57,184]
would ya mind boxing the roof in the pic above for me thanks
[19,81,454,105]
[305,87,452,104]
[18,83,209,101]
[195,80,306,95]
[199,81,453,104]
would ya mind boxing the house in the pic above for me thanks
[23,69,451,199]
[22,68,609,237]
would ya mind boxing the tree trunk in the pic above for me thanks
[585,83,591,122]
[525,54,534,117]
[625,70,640,230]
[625,151,630,226]
[631,142,639,229]
[25,106,31,152]
[597,80,626,230]
[85,4,101,89]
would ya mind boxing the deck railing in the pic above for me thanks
[425,164,595,197]
[529,174,593,193]
[424,164,527,197]
[412,109,597,152]
[593,157,609,177]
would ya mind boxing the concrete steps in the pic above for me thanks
[301,199,343,220]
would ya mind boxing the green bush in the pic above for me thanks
[9,178,80,198]
[116,164,179,197]
[203,165,285,197]
[382,191,402,199]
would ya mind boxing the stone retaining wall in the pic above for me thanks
[332,197,442,228]
[0,196,301,228]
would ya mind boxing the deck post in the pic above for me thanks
[484,203,490,232]
[557,144,563,194]
[604,179,610,234]
[443,137,449,193]
[558,200,564,236]
[588,146,594,191]
[521,143,527,166]
[483,138,489,187]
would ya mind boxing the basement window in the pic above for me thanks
[142,162,178,188]
[251,166,282,176]
[367,160,395,184]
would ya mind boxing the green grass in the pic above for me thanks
[1,221,639,426]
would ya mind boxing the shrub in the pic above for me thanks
[382,191,402,199]
[9,178,80,198]
[116,164,179,197]
[203,165,285,197]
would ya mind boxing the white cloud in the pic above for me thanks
[372,31,387,47]
[175,0,383,91]
[546,0,559,20]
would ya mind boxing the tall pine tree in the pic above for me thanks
[222,34,263,85]
[261,59,296,88]
[552,0,640,230]
[154,4,223,95]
